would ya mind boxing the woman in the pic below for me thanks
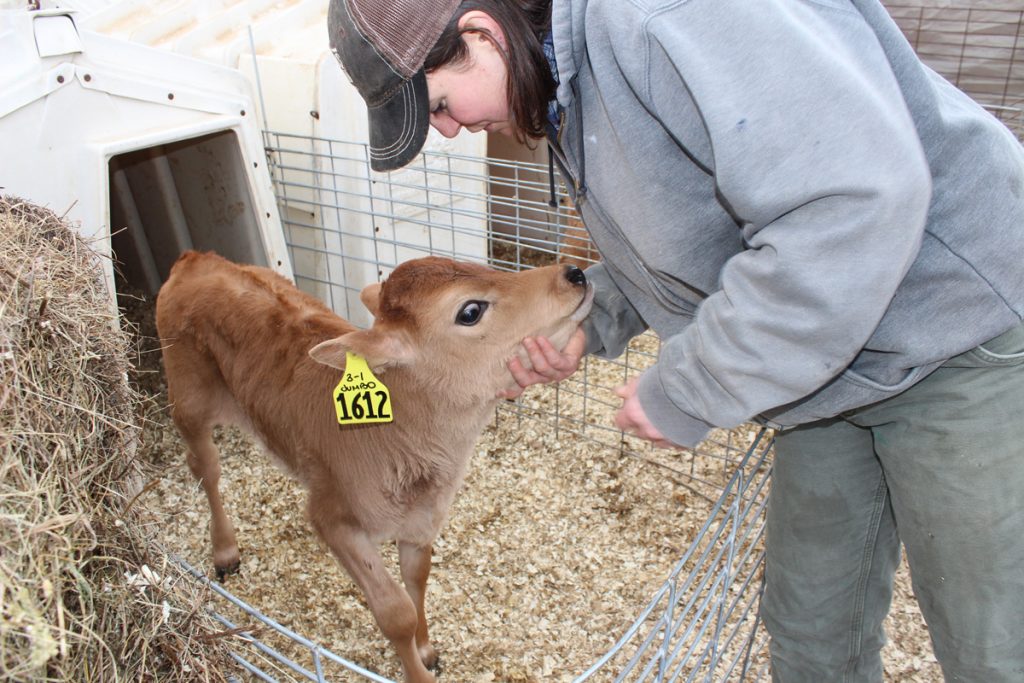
[328,0,1024,680]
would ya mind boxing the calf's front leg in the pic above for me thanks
[399,540,437,669]
[311,513,436,683]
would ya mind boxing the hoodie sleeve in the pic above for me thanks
[594,0,933,446]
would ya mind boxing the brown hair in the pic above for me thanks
[424,0,556,143]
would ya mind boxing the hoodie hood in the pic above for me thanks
[550,0,588,107]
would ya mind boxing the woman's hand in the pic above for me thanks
[614,377,678,449]
[498,328,586,399]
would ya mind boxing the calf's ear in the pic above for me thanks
[309,328,413,373]
[360,282,382,317]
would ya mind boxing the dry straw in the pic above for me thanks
[0,196,232,681]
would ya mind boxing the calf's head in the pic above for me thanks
[309,257,592,400]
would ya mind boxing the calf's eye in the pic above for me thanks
[456,301,488,326]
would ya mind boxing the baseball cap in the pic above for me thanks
[328,0,462,172]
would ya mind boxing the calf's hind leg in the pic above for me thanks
[163,342,242,579]
[179,421,241,580]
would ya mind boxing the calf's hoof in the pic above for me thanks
[214,558,241,582]
[417,641,439,670]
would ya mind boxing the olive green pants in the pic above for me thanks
[764,321,1024,683]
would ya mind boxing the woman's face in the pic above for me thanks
[426,14,512,139]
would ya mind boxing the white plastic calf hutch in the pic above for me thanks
[0,6,291,304]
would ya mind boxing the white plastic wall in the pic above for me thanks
[0,7,291,301]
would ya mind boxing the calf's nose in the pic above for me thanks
[564,265,586,286]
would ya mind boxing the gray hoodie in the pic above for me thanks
[548,0,1024,446]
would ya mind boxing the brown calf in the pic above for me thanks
[155,250,592,682]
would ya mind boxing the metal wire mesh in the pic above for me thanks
[174,426,772,682]
[885,2,1024,138]
[265,131,772,499]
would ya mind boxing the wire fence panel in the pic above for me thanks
[175,425,772,683]
[884,2,1024,138]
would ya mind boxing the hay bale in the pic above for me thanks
[0,197,232,681]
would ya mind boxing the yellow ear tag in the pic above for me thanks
[332,352,393,425]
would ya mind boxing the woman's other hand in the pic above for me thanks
[614,377,679,449]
